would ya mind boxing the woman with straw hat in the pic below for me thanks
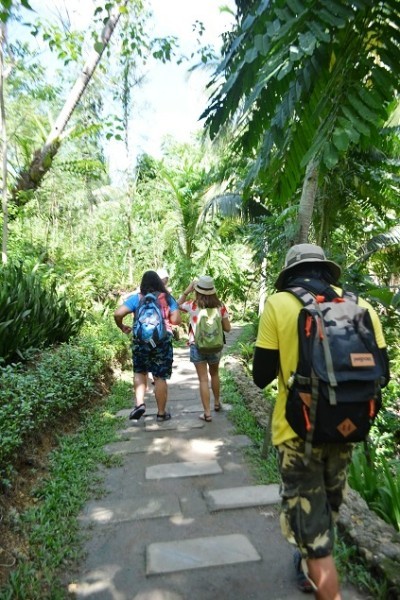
[177,276,231,422]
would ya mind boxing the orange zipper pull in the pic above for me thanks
[303,404,312,431]
[305,315,313,337]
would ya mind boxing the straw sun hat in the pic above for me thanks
[194,275,216,295]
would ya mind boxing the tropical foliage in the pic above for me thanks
[0,262,85,363]
[0,3,399,594]
[349,444,400,532]
[203,0,400,242]
[0,315,128,488]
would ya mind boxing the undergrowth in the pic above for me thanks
[0,379,131,599]
[221,375,279,484]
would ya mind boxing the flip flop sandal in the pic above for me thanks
[199,414,212,422]
[156,412,171,422]
[129,403,146,420]
[214,403,222,412]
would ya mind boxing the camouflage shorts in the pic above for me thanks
[277,438,353,559]
[132,336,173,379]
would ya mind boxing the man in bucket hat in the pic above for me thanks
[252,244,389,598]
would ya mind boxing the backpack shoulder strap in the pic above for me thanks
[134,293,144,315]
[284,277,343,305]
[284,286,315,307]
[343,289,358,303]
[156,292,170,320]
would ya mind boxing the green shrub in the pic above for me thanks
[0,262,85,364]
[348,444,400,532]
[0,378,130,599]
[0,313,129,487]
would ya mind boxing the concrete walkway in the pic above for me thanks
[68,327,364,600]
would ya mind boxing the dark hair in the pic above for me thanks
[281,263,339,289]
[140,270,170,298]
[195,291,222,309]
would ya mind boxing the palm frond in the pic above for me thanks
[350,225,400,266]
[203,0,400,200]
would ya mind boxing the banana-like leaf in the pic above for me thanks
[203,0,400,204]
[366,226,400,252]
[350,226,400,266]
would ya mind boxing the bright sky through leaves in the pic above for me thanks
[16,0,235,175]
[132,0,235,158]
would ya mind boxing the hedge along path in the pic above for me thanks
[0,333,118,592]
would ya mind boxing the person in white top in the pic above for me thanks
[157,268,171,292]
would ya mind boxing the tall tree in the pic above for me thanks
[12,0,128,206]
[202,0,400,243]
[0,21,8,263]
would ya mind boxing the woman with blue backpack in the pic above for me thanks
[114,270,181,422]
[177,275,231,422]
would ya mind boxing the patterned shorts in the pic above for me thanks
[132,336,173,380]
[189,344,221,365]
[277,438,353,559]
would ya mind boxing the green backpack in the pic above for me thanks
[195,308,224,354]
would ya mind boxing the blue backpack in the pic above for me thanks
[133,293,167,347]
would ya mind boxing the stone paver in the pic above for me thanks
[144,418,205,432]
[106,435,252,460]
[104,437,171,455]
[174,402,203,412]
[204,484,281,511]
[146,534,261,575]
[146,459,223,479]
[79,495,181,525]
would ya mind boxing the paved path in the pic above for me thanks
[68,327,363,600]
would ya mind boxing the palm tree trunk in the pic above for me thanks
[296,158,319,243]
[12,1,127,206]
[1,23,8,263]
[258,254,267,315]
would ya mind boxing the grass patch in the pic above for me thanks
[0,379,131,599]
[221,369,280,484]
[334,537,390,600]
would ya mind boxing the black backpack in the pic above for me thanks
[284,279,385,449]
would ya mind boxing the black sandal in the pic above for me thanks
[199,413,212,422]
[156,412,171,422]
[129,403,146,420]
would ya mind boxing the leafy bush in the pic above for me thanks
[0,262,85,364]
[0,313,129,487]
[0,379,130,599]
[348,444,400,532]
